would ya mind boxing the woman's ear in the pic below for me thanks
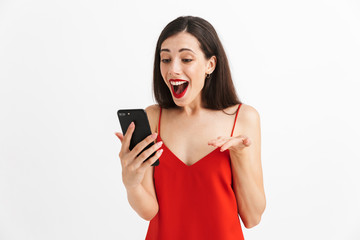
[206,55,217,74]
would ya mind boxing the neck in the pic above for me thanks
[179,95,205,116]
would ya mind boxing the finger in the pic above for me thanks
[140,148,163,171]
[243,137,252,146]
[220,138,242,152]
[115,132,126,164]
[129,132,158,159]
[208,136,223,145]
[208,136,229,147]
[221,137,249,152]
[115,132,124,143]
[134,141,163,167]
[235,135,251,146]
[122,122,135,152]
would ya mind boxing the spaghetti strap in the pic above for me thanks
[230,104,242,137]
[158,107,162,136]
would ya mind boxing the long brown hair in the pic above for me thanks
[153,16,241,110]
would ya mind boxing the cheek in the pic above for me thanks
[188,66,206,84]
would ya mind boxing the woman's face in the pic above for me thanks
[160,32,216,107]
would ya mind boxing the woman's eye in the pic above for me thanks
[161,59,171,63]
[182,59,193,63]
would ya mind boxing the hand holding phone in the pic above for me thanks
[117,109,160,166]
[115,109,162,190]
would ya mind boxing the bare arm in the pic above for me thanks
[114,105,161,221]
[230,105,265,228]
[125,181,159,221]
[208,104,266,228]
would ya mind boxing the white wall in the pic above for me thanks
[1,0,359,239]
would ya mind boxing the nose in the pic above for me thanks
[168,59,182,77]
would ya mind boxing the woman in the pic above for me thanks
[115,16,266,240]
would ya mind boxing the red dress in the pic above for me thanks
[145,104,244,240]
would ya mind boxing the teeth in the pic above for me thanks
[170,81,187,86]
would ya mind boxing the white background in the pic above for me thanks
[1,0,360,239]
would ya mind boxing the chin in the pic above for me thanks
[172,99,187,107]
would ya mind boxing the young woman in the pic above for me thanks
[115,16,266,240]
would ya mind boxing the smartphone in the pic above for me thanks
[117,109,159,166]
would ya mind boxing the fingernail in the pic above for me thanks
[129,122,134,128]
[152,132,158,138]
[157,141,163,146]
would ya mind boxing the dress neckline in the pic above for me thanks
[157,135,221,168]
[156,104,242,167]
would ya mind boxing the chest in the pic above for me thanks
[158,112,238,166]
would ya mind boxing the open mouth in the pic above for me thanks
[169,79,189,98]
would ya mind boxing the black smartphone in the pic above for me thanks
[117,109,159,166]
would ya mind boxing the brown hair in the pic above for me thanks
[153,16,241,109]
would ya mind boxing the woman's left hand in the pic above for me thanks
[208,135,251,155]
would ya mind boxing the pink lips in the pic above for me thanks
[169,79,189,99]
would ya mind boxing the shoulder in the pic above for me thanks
[234,103,261,135]
[145,104,161,133]
[145,104,161,117]
[238,103,260,123]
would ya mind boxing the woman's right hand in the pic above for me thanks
[115,122,163,190]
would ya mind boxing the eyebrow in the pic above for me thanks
[160,48,196,54]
